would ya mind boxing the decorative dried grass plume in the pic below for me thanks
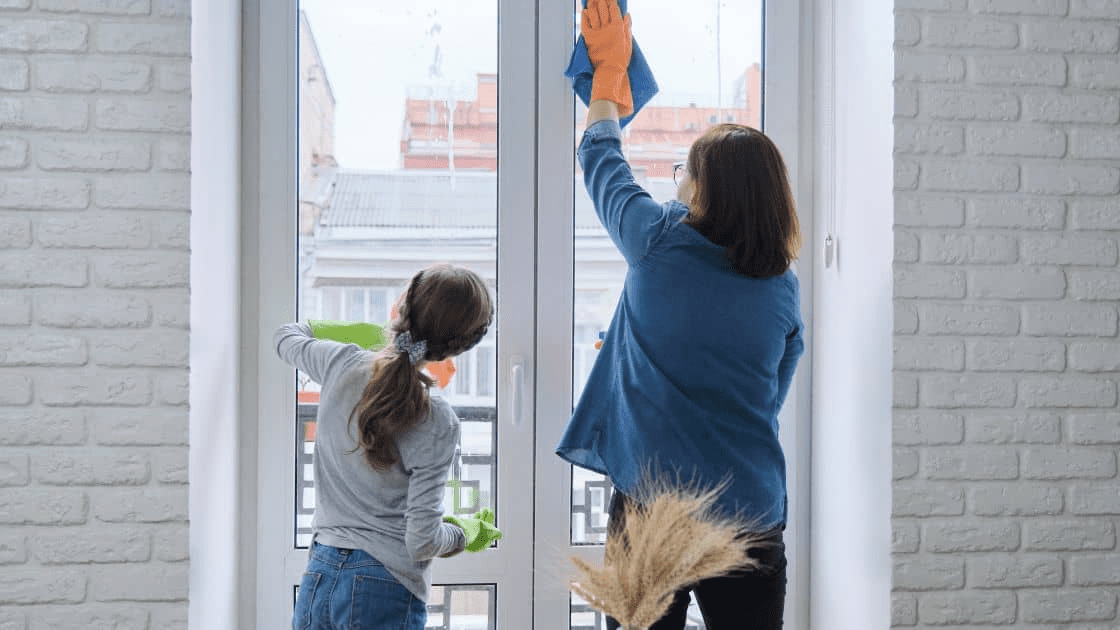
[569,478,763,630]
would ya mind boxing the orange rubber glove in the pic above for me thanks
[582,0,633,117]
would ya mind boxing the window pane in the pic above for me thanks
[296,405,316,548]
[475,346,493,398]
[570,468,611,545]
[455,349,473,396]
[369,289,388,324]
[346,288,367,321]
[296,0,499,552]
[444,407,497,520]
[297,584,497,630]
[570,0,763,545]
[428,585,497,630]
[320,287,340,320]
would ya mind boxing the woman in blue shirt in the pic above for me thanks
[556,1,804,628]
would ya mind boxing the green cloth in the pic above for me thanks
[443,508,503,552]
[309,320,388,350]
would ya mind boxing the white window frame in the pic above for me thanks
[197,0,817,627]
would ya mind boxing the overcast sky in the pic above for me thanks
[300,0,762,170]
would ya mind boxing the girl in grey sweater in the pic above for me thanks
[277,264,493,630]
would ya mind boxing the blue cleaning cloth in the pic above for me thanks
[565,0,658,128]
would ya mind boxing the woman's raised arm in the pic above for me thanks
[582,0,632,123]
[586,99,619,127]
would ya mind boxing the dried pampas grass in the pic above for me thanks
[569,479,762,630]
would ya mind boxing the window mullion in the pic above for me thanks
[532,0,578,626]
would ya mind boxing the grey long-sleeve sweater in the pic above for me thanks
[275,322,464,601]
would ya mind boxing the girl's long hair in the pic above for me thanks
[348,264,493,470]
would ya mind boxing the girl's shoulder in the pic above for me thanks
[395,392,460,457]
[332,349,376,384]
[427,393,461,431]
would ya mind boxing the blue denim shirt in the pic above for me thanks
[556,119,804,529]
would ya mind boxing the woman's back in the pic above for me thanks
[628,206,800,419]
[560,202,802,527]
[558,117,803,528]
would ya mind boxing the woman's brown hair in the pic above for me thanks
[349,264,493,470]
[683,124,802,278]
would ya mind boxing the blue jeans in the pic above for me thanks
[293,542,427,630]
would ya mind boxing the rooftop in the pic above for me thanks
[312,168,678,236]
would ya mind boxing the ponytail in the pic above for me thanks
[348,352,434,471]
[347,264,493,470]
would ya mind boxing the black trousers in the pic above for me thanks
[604,492,787,630]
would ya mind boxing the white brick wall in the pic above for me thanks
[0,0,189,626]
[894,1,1119,627]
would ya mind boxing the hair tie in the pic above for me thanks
[394,331,428,365]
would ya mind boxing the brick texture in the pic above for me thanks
[894,3,1120,627]
[0,2,189,625]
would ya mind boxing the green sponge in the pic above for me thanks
[443,508,503,552]
[309,320,388,350]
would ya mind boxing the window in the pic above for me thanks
[455,348,474,396]
[446,336,497,404]
[305,287,390,326]
[319,287,339,319]
[277,1,523,627]
[251,1,808,628]
[572,323,601,401]
[475,346,494,397]
[344,288,365,321]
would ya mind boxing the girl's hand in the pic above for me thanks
[443,509,504,552]
[582,0,633,117]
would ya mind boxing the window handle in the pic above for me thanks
[510,356,526,428]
